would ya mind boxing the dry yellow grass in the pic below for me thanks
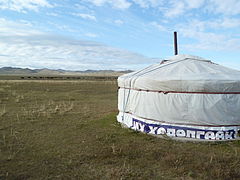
[0,78,240,179]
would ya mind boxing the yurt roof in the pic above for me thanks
[118,54,240,93]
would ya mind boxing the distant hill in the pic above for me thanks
[0,67,36,74]
[0,67,133,76]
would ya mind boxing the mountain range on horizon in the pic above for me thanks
[0,67,133,76]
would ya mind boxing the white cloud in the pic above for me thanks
[47,21,76,33]
[132,0,203,9]
[207,0,240,15]
[132,0,163,8]
[179,18,240,32]
[85,0,240,17]
[72,13,97,21]
[130,0,204,18]
[85,0,105,6]
[85,33,98,38]
[0,18,152,70]
[0,36,152,70]
[163,0,240,18]
[164,1,185,18]
[150,21,166,31]
[182,38,240,52]
[46,12,59,17]
[178,19,240,51]
[85,0,131,9]
[0,18,41,36]
[209,18,240,29]
[0,0,52,12]
[184,0,205,9]
[75,3,88,10]
[114,19,124,25]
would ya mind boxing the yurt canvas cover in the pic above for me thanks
[117,55,240,141]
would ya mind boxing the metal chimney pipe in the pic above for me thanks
[174,31,178,55]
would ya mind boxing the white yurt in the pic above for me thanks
[117,54,240,141]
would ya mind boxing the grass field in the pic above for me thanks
[0,79,240,179]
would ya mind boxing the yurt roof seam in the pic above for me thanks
[121,58,198,121]
[124,58,207,81]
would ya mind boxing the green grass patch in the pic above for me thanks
[0,80,240,179]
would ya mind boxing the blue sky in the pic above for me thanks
[0,0,239,70]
